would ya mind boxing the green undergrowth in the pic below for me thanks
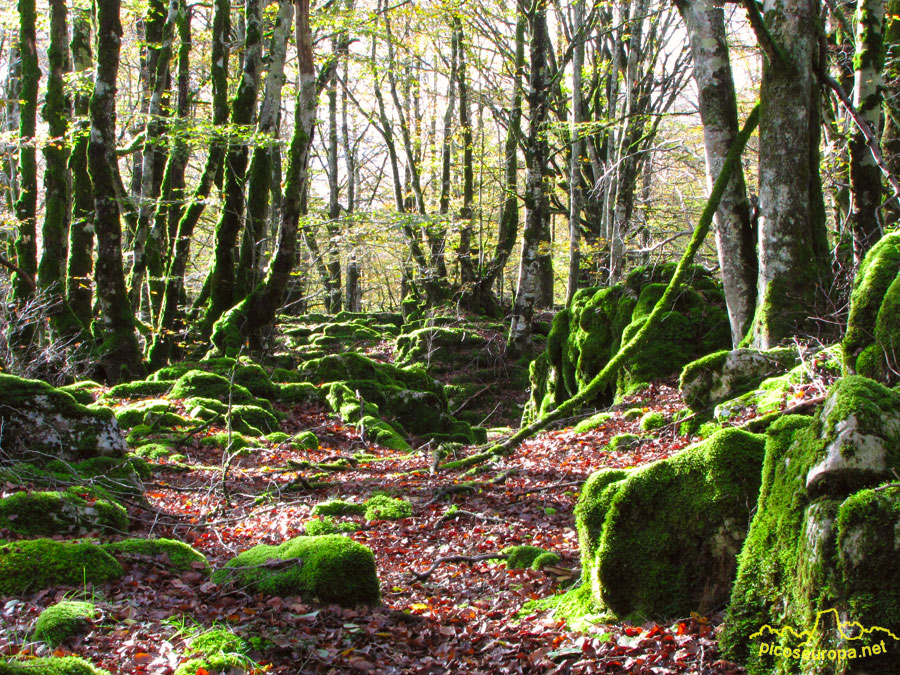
[33,600,97,647]
[0,656,111,675]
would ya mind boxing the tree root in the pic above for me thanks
[411,552,507,581]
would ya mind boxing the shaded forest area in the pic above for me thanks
[2,0,900,673]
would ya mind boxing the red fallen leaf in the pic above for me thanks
[195,668,210,675]
[133,652,152,663]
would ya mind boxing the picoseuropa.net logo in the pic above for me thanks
[751,609,899,663]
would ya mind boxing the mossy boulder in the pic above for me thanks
[168,370,274,414]
[172,629,250,675]
[524,264,730,423]
[573,412,613,433]
[101,537,208,572]
[575,428,765,621]
[679,347,799,412]
[639,411,666,431]
[58,381,104,405]
[0,488,128,536]
[0,656,111,675]
[0,456,146,501]
[0,539,124,595]
[502,545,559,570]
[312,499,367,517]
[722,376,900,674]
[114,398,176,429]
[33,600,97,646]
[394,326,488,370]
[844,231,900,384]
[0,374,127,463]
[106,379,173,399]
[363,495,412,521]
[153,358,280,400]
[212,534,380,605]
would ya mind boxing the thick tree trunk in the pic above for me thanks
[677,0,756,345]
[237,0,293,298]
[200,0,264,335]
[849,0,885,262]
[38,0,71,309]
[147,0,230,369]
[12,0,39,300]
[66,9,94,328]
[750,0,829,348]
[209,0,317,355]
[509,0,552,356]
[88,0,145,382]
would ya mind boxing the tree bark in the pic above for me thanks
[749,0,829,348]
[209,0,318,355]
[12,0,39,301]
[456,15,476,285]
[509,0,552,356]
[566,0,585,305]
[849,0,885,262]
[88,0,145,382]
[677,0,756,345]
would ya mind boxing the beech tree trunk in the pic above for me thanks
[677,0,755,345]
[88,0,145,382]
[566,0,585,304]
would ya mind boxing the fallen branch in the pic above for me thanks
[440,103,760,472]
[451,384,491,416]
[433,508,505,530]
[411,552,506,581]
[512,480,584,497]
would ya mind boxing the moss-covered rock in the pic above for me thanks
[722,376,900,674]
[502,545,558,570]
[106,379,173,399]
[168,370,274,415]
[114,398,175,429]
[394,326,488,370]
[174,627,251,674]
[33,600,96,646]
[639,411,666,431]
[101,537,208,572]
[364,495,412,521]
[304,516,359,536]
[0,656,111,675]
[607,433,641,452]
[0,374,127,463]
[312,499,366,517]
[576,428,765,621]
[0,488,128,536]
[212,535,380,605]
[573,412,613,433]
[154,358,279,400]
[58,381,104,405]
[524,264,730,423]
[0,539,123,595]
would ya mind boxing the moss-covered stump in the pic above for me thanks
[722,376,900,674]
[844,231,900,384]
[101,537,208,572]
[33,600,97,646]
[0,374,127,463]
[524,264,730,424]
[0,488,128,536]
[575,428,765,621]
[0,656,111,675]
[679,347,798,412]
[212,534,380,606]
[0,539,124,595]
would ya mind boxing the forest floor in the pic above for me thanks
[1,333,754,674]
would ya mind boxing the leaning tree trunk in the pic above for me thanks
[12,0,39,300]
[147,0,230,370]
[208,0,317,356]
[199,0,263,336]
[66,8,94,329]
[38,0,72,331]
[509,0,552,356]
[749,0,829,348]
[677,0,756,345]
[849,0,885,262]
[88,0,145,382]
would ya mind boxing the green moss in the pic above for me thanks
[572,412,613,433]
[520,582,612,633]
[304,516,359,536]
[530,551,562,570]
[578,428,765,621]
[187,627,247,656]
[0,539,123,595]
[312,499,366,517]
[173,655,247,675]
[608,433,640,452]
[394,326,487,367]
[114,399,173,429]
[211,534,380,605]
[101,537,208,572]
[266,431,290,444]
[0,656,111,675]
[292,430,318,451]
[33,600,96,646]
[199,432,252,452]
[58,381,104,405]
[0,488,128,535]
[168,370,269,411]
[106,379,173,399]
[363,495,412,521]
[639,411,666,431]
[502,545,556,570]
[623,408,644,421]
[277,382,321,404]
[131,441,177,459]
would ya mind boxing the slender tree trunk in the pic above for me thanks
[148,0,230,369]
[1,43,21,216]
[237,0,293,298]
[849,0,885,262]
[436,24,459,278]
[341,53,359,311]
[677,0,755,345]
[749,0,829,348]
[324,43,343,313]
[38,0,72,314]
[89,0,145,382]
[509,0,552,356]
[200,0,264,335]
[66,9,94,329]
[209,0,318,355]
[881,0,900,226]
[567,0,585,304]
[12,0,39,300]
[456,15,476,285]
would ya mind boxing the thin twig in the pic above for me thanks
[411,553,506,581]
